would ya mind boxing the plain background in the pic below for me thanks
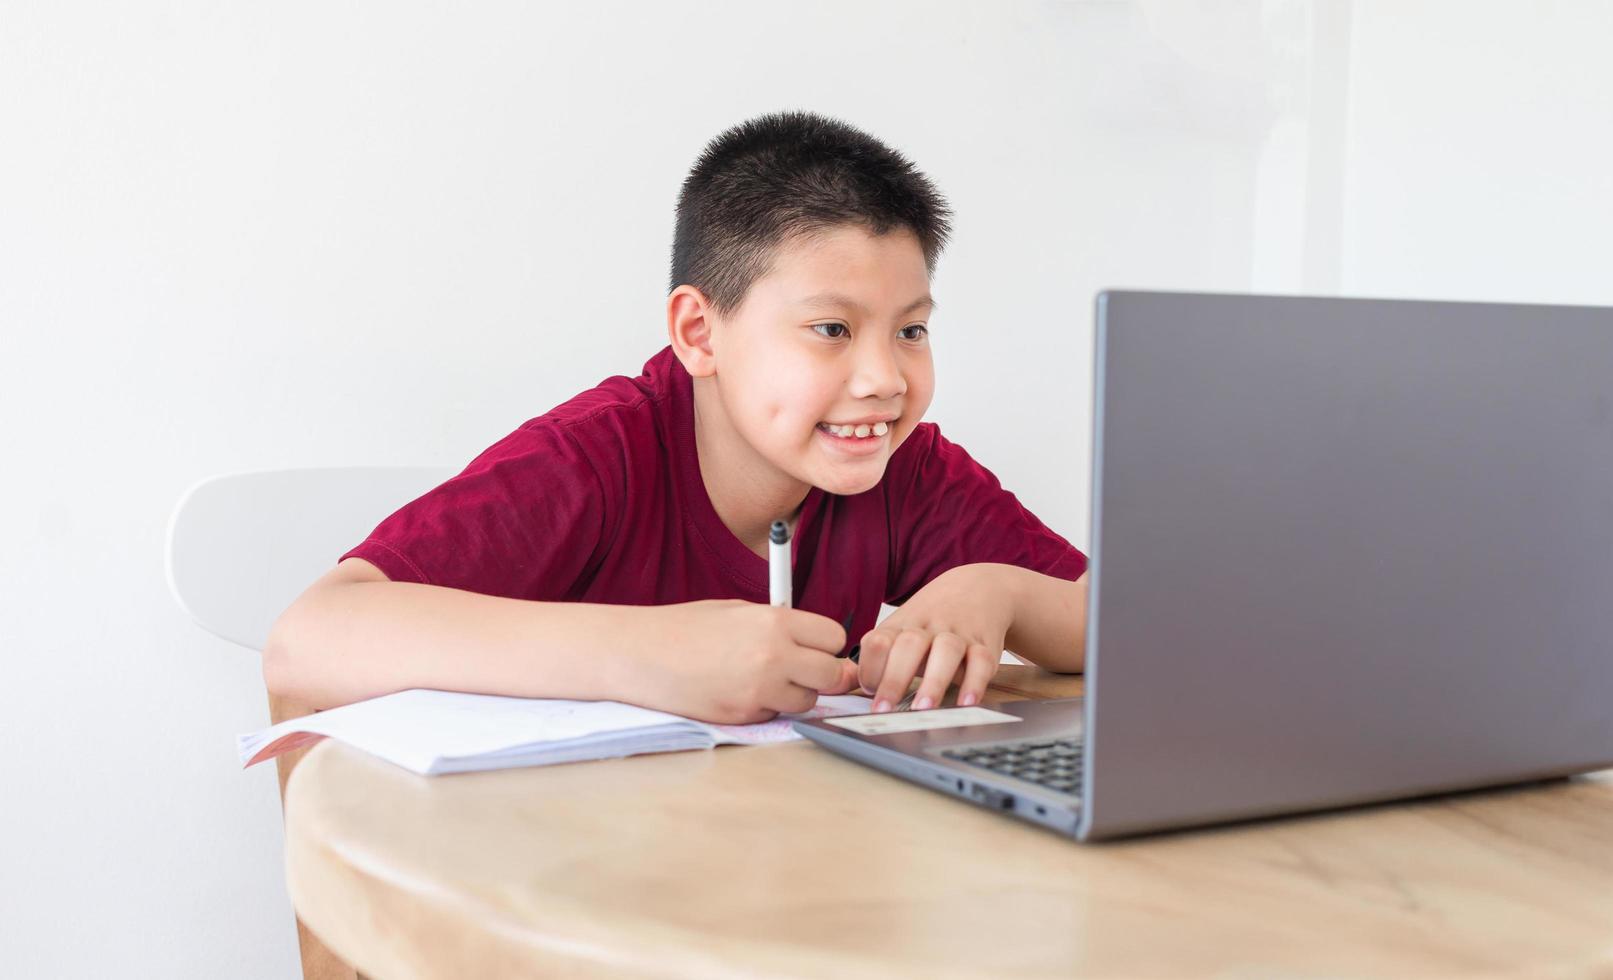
[2,1,1610,976]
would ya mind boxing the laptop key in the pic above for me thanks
[943,737,1086,789]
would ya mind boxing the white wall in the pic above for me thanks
[1340,1,1613,305]
[18,1,1597,976]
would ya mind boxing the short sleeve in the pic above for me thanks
[885,424,1087,605]
[340,423,609,601]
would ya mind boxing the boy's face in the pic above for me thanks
[709,224,935,497]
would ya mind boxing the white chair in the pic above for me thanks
[165,466,452,980]
[166,467,453,650]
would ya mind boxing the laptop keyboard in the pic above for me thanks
[940,737,1084,795]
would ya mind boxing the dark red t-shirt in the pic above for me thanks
[342,346,1087,651]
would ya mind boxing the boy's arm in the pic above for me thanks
[1001,566,1089,674]
[262,558,648,710]
[263,558,854,720]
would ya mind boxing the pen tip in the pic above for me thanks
[769,520,789,544]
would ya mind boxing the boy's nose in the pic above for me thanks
[848,345,907,400]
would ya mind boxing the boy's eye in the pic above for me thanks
[898,324,929,341]
[812,323,849,339]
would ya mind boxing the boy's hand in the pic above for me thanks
[856,564,1014,713]
[628,600,856,725]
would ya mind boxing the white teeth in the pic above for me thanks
[821,421,893,438]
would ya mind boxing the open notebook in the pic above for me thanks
[239,689,876,775]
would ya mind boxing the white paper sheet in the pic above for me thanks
[239,689,874,775]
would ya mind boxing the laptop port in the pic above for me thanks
[969,784,1014,809]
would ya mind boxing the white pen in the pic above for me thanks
[768,519,792,608]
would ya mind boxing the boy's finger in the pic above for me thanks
[872,629,929,712]
[855,629,896,693]
[910,632,966,710]
[814,657,861,695]
[767,679,821,716]
[784,608,848,654]
[956,644,999,708]
[787,645,847,694]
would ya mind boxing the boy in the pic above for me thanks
[265,111,1089,725]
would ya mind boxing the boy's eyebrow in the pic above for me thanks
[797,292,936,317]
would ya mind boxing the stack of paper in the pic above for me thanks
[239,689,874,775]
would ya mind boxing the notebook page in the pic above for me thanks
[238,689,689,773]
[700,694,875,745]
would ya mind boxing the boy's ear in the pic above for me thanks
[667,285,718,378]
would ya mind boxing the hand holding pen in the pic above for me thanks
[768,519,909,709]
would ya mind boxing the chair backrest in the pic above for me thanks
[165,466,454,651]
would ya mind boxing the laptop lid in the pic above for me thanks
[1080,291,1613,840]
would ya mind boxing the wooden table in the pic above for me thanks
[284,666,1613,978]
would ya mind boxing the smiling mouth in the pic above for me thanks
[817,420,891,440]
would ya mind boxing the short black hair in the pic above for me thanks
[671,111,952,315]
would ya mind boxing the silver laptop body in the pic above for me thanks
[795,290,1613,841]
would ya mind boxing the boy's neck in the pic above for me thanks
[690,377,812,556]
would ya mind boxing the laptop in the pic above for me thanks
[795,290,1613,841]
